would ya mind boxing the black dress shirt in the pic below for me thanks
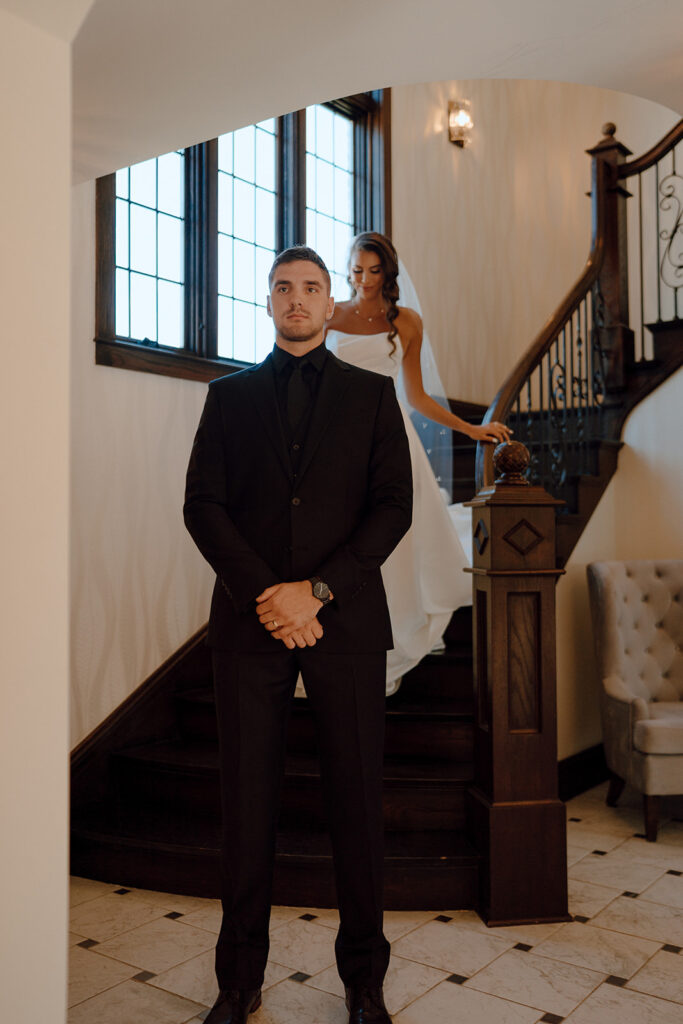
[271,342,328,478]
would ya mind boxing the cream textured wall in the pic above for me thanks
[556,368,683,759]
[70,80,682,762]
[391,79,679,404]
[72,0,683,182]
[0,10,71,1021]
[391,78,682,758]
[70,182,211,746]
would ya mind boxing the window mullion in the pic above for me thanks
[279,111,306,249]
[204,140,218,359]
[353,117,369,234]
[185,142,217,358]
[96,174,116,339]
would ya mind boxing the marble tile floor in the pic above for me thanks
[69,782,683,1023]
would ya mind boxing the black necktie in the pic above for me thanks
[287,359,309,433]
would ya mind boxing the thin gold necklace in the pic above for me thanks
[353,304,386,323]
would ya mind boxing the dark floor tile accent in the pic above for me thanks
[667,869,682,877]
[114,888,131,895]
[289,971,311,982]
[446,974,468,985]
[77,939,99,949]
[514,942,533,952]
[540,1014,564,1024]
[133,971,156,982]
[663,943,682,954]
[569,817,582,822]
[573,915,590,924]
[622,891,638,898]
[606,975,628,987]
[592,850,607,856]
[435,914,453,922]
[164,911,184,919]
[298,913,317,921]
[634,833,646,839]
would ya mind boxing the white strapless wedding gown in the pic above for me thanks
[293,330,472,698]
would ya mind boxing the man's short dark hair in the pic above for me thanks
[268,245,331,291]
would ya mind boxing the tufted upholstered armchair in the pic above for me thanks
[587,560,683,841]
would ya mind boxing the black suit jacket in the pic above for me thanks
[183,348,412,652]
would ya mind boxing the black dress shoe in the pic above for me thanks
[344,985,392,1023]
[204,987,262,1024]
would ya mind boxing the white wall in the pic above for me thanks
[556,368,683,759]
[70,182,211,745]
[69,79,682,761]
[392,79,679,403]
[72,0,683,182]
[391,78,682,758]
[0,10,71,1021]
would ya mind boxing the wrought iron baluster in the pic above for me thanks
[638,171,645,360]
[657,151,683,322]
[538,362,546,487]
[565,323,569,448]
[569,313,575,473]
[656,159,661,321]
[575,308,586,477]
[525,377,538,483]
[676,144,682,319]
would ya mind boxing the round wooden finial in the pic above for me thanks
[493,440,530,484]
[602,122,617,138]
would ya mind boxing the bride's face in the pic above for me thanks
[349,248,385,302]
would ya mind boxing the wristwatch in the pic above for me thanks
[309,576,332,605]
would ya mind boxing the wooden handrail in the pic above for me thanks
[618,118,683,179]
[476,158,608,489]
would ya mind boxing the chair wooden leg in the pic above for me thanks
[606,773,625,807]
[644,795,660,842]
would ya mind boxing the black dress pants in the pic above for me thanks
[211,646,391,991]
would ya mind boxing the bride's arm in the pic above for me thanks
[399,310,512,445]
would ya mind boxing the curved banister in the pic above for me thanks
[618,118,683,179]
[475,158,608,490]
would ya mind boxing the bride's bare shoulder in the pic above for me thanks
[327,299,356,333]
[395,305,422,336]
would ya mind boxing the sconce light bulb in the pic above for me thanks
[447,100,473,146]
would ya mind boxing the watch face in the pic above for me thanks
[313,580,330,601]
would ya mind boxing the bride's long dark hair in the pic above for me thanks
[348,232,400,352]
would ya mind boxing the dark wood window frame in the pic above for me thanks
[95,90,391,384]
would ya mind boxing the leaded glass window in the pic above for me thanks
[305,105,354,299]
[217,120,277,363]
[114,150,185,347]
[96,91,388,381]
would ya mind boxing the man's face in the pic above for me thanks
[267,260,334,344]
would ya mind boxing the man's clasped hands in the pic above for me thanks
[256,581,329,649]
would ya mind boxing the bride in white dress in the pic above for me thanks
[325,233,511,695]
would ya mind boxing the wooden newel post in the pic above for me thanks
[465,441,571,926]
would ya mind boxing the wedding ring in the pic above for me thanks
[271,620,278,628]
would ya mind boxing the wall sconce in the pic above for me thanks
[448,100,473,147]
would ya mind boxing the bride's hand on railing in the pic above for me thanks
[466,421,513,444]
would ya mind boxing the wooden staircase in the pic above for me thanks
[71,120,682,919]
[71,609,481,908]
[477,121,683,568]
[71,399,487,909]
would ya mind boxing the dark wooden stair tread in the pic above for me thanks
[114,740,474,784]
[72,804,477,864]
[73,608,478,905]
[178,686,473,718]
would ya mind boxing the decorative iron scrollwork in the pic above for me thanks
[590,281,607,406]
[659,170,683,290]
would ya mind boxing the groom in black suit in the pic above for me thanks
[184,246,412,1024]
